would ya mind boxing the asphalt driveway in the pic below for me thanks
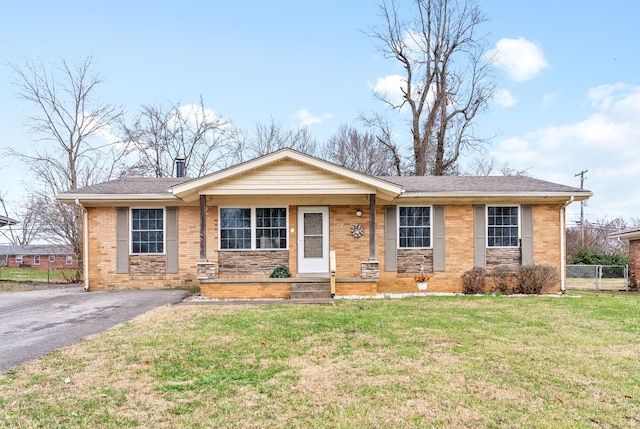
[0,287,188,373]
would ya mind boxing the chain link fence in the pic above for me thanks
[566,264,629,291]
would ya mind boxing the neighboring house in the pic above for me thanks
[610,226,640,289]
[0,245,79,269]
[56,149,591,297]
[0,215,18,228]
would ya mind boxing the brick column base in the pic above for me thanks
[361,261,380,279]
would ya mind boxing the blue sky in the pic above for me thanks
[1,0,638,227]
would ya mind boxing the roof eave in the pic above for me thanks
[398,191,592,201]
[56,193,178,203]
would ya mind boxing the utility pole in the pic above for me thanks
[575,169,588,245]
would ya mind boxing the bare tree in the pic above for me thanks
[120,97,240,178]
[241,118,317,160]
[466,155,530,176]
[566,217,629,264]
[370,0,495,176]
[0,193,42,246]
[7,56,123,258]
[359,113,408,175]
[321,124,400,176]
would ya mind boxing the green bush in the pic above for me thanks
[269,265,291,278]
[461,267,486,294]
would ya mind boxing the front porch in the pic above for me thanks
[199,276,379,300]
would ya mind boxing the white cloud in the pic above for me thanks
[491,84,640,221]
[494,89,517,107]
[371,74,406,107]
[488,37,549,82]
[294,109,332,127]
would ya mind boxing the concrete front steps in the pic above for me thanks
[290,282,333,304]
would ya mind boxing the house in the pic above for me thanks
[56,149,591,297]
[610,226,640,289]
[0,215,18,228]
[0,244,80,269]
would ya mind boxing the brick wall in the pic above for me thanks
[629,240,640,289]
[85,202,565,295]
[86,206,200,291]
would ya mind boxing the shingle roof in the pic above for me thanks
[62,174,588,197]
[379,175,587,194]
[0,244,74,255]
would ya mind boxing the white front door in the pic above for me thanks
[297,206,330,274]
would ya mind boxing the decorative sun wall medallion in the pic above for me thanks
[350,223,364,238]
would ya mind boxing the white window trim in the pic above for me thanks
[397,205,433,249]
[486,204,521,248]
[66,255,73,265]
[34,255,40,265]
[49,255,55,263]
[218,206,289,251]
[16,255,23,264]
[130,207,166,255]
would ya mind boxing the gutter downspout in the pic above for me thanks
[560,196,574,293]
[75,199,90,291]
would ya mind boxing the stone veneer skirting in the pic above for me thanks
[129,255,166,275]
[218,250,289,275]
[486,248,521,272]
[397,249,434,274]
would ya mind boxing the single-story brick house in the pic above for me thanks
[610,226,640,289]
[0,244,80,269]
[56,149,591,298]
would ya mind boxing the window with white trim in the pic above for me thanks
[399,206,431,248]
[49,255,55,263]
[487,206,519,247]
[66,255,73,265]
[16,255,23,264]
[131,208,165,254]
[220,207,288,250]
[34,255,40,265]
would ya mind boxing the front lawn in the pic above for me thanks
[1,292,639,428]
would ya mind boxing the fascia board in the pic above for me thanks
[56,193,179,203]
[398,191,592,201]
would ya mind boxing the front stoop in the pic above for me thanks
[290,282,333,304]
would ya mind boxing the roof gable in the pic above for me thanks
[171,149,403,202]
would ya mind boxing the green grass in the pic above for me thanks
[0,267,79,284]
[1,292,640,428]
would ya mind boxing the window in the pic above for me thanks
[220,207,287,250]
[34,255,40,265]
[49,255,55,263]
[131,208,164,254]
[256,208,287,249]
[66,255,73,265]
[399,206,431,248]
[16,255,23,264]
[220,208,251,249]
[487,206,519,247]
